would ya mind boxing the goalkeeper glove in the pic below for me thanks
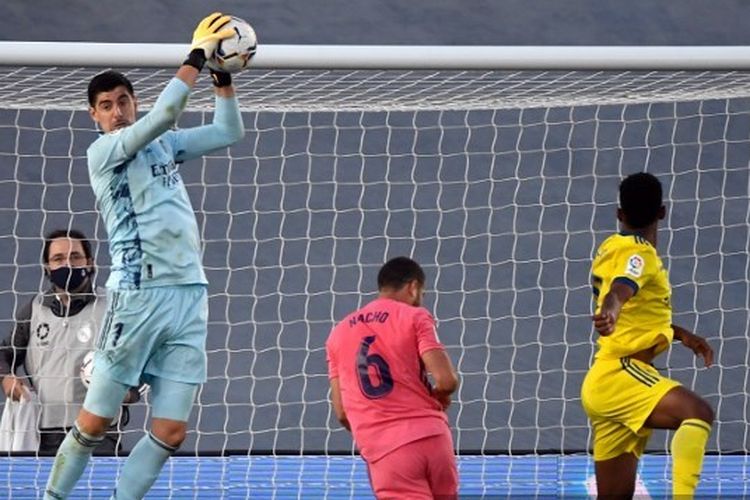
[184,12,234,71]
[210,69,232,88]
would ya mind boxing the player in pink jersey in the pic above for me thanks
[327,256,459,499]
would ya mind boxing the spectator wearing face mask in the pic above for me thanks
[0,228,133,455]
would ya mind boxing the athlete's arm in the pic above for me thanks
[114,77,194,160]
[673,324,714,367]
[167,92,245,163]
[592,281,635,336]
[329,377,351,431]
[422,348,458,410]
[114,13,237,160]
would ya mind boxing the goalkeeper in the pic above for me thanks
[581,172,714,498]
[44,13,245,500]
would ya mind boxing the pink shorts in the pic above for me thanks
[367,428,458,499]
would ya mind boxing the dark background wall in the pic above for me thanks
[2,0,750,46]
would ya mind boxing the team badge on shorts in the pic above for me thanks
[625,254,644,278]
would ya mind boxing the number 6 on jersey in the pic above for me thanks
[357,335,394,398]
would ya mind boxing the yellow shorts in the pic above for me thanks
[581,356,681,461]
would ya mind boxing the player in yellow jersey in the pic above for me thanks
[581,172,714,498]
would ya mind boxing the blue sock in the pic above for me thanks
[44,423,104,499]
[112,432,177,500]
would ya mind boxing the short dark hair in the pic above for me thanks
[619,172,663,229]
[377,256,425,290]
[43,228,93,264]
[87,70,134,107]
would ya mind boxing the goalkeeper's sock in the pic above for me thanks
[112,432,177,500]
[44,422,103,499]
[671,418,711,497]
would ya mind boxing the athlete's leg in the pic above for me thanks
[645,386,713,429]
[112,286,205,499]
[594,452,639,499]
[367,442,432,500]
[425,429,458,499]
[582,358,670,500]
[646,386,714,497]
[44,374,129,499]
[113,377,198,500]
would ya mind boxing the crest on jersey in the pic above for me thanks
[77,323,93,343]
[625,254,645,278]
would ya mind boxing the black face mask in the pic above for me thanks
[49,267,90,292]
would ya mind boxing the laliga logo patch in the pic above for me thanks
[36,322,50,341]
[626,254,644,278]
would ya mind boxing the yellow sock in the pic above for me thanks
[671,418,711,498]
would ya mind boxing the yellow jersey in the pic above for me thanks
[591,232,673,359]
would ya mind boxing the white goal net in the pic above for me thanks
[0,46,749,496]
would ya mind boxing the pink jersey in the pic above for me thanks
[326,297,450,462]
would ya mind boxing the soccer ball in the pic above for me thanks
[80,351,95,388]
[207,16,257,74]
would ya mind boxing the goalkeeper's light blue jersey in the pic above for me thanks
[87,78,243,290]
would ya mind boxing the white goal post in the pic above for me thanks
[0,43,749,496]
[3,42,750,70]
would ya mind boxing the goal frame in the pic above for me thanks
[1,44,749,498]
[2,42,750,70]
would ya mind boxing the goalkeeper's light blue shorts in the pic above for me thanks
[93,284,208,388]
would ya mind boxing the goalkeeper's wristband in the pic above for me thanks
[183,48,207,71]
[210,70,232,88]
